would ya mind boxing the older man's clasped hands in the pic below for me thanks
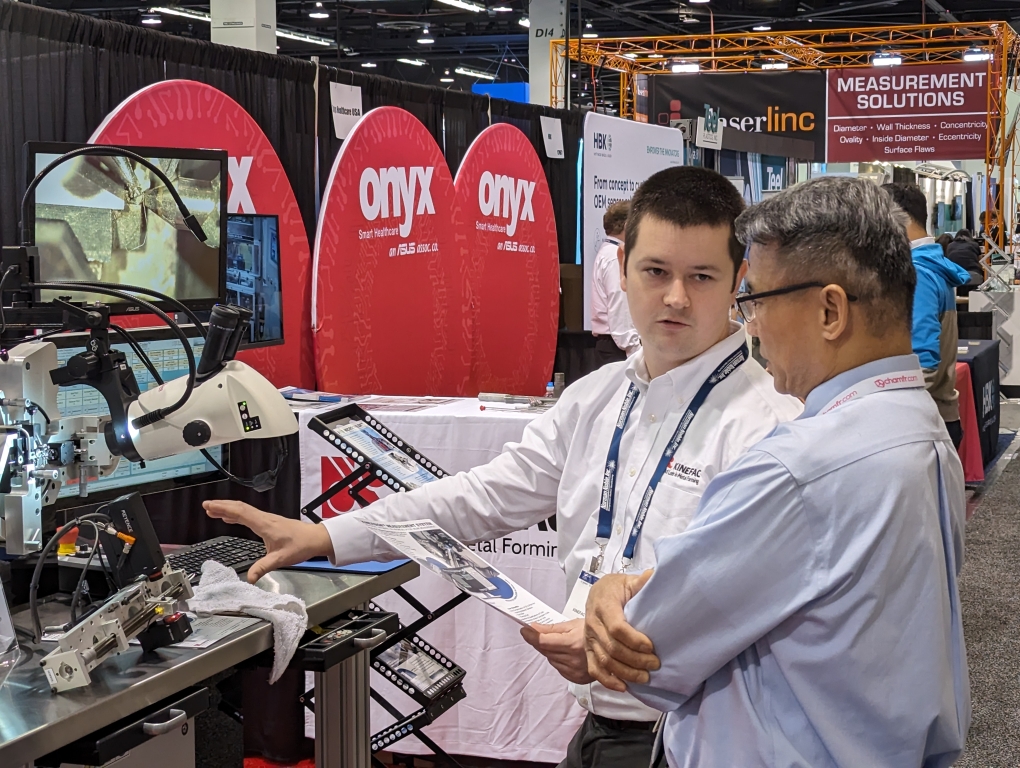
[582,570,658,693]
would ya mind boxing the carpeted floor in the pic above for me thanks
[956,447,1020,767]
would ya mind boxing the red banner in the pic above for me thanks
[313,107,472,396]
[826,63,989,162]
[453,124,559,395]
[91,80,315,388]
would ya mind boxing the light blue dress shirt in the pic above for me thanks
[626,354,970,768]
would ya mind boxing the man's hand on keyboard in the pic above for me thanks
[203,501,334,583]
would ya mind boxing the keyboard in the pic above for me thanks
[166,536,267,584]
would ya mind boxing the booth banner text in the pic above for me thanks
[582,113,685,330]
[91,80,316,388]
[454,124,560,396]
[313,106,473,396]
[648,71,827,162]
[296,401,585,762]
[826,62,989,162]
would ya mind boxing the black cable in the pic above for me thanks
[110,323,164,386]
[54,281,208,339]
[29,509,110,643]
[20,145,207,247]
[27,402,50,426]
[69,520,103,626]
[0,265,18,338]
[29,282,195,429]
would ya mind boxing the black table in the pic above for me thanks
[958,339,1000,467]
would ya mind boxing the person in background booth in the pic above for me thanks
[591,200,639,366]
[204,166,803,768]
[883,182,969,448]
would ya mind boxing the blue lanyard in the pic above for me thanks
[594,342,749,571]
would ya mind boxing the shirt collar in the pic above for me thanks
[801,353,922,418]
[910,236,936,249]
[625,322,746,399]
[604,236,623,246]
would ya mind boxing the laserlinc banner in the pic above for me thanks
[649,71,827,162]
[825,62,989,162]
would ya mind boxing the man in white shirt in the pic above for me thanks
[591,200,639,365]
[204,166,802,767]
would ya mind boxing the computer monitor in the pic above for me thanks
[226,214,284,348]
[24,141,228,315]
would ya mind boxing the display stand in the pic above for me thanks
[302,406,468,766]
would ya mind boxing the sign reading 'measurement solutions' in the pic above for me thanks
[313,106,471,396]
[826,62,989,162]
[454,123,559,396]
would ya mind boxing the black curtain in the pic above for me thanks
[442,89,489,176]
[0,0,318,250]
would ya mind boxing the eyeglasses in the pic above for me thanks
[735,282,859,323]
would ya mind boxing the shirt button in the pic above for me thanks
[580,697,589,707]
[629,467,637,477]
[649,414,657,423]
[615,525,623,535]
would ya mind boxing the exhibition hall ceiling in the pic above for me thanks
[34,1,1020,95]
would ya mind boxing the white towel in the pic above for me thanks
[188,561,307,683]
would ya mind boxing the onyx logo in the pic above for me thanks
[359,166,436,237]
[478,171,535,237]
[592,132,612,152]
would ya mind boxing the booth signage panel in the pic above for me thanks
[454,124,560,395]
[582,113,684,330]
[313,107,472,396]
[91,80,315,388]
[826,62,989,162]
[649,71,827,162]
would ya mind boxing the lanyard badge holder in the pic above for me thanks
[564,344,748,620]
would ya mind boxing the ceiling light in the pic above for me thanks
[418,28,435,44]
[761,61,788,70]
[682,16,698,23]
[753,24,771,31]
[963,46,991,62]
[437,0,486,10]
[648,53,664,59]
[623,53,638,59]
[518,17,530,28]
[361,62,377,68]
[872,50,902,67]
[399,58,427,66]
[441,77,455,83]
[582,22,598,38]
[492,5,513,11]
[672,62,700,73]
[150,6,210,22]
[689,0,710,3]
[309,2,329,19]
[455,66,497,80]
[276,28,334,46]
[141,12,161,24]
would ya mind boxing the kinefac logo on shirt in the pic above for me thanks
[664,457,703,486]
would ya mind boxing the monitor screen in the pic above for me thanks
[52,335,221,498]
[226,214,284,347]
[26,142,227,314]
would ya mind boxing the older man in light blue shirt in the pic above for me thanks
[583,176,970,768]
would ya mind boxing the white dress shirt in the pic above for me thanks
[323,324,803,722]
[590,237,640,355]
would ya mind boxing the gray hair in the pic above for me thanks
[734,177,915,333]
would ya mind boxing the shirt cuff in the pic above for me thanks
[322,512,390,566]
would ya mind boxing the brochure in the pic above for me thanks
[360,519,566,626]
[334,420,437,489]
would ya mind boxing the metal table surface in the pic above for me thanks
[0,562,419,766]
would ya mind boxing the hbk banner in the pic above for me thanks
[648,70,827,163]
[826,62,989,162]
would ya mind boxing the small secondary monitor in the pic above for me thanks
[226,214,284,347]
[25,141,228,314]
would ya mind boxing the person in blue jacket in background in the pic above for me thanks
[884,183,970,448]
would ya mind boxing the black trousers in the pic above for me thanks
[946,419,963,450]
[594,336,627,368]
[557,713,656,768]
